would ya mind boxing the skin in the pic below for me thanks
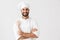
[17,7,38,40]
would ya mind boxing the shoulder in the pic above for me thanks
[13,19,21,26]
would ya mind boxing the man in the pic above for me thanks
[13,2,39,40]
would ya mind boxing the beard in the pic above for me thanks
[22,12,29,17]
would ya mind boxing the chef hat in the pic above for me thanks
[17,1,30,11]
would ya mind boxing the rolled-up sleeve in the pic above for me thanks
[32,20,39,38]
[13,21,20,40]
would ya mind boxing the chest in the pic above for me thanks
[20,20,32,33]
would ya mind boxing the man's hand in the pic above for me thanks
[32,28,38,32]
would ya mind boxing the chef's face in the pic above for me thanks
[21,7,29,17]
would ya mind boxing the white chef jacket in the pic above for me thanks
[13,17,39,40]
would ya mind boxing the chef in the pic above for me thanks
[13,2,39,40]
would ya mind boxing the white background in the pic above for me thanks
[0,0,60,40]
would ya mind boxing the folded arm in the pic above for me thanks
[18,28,38,39]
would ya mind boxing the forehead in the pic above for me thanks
[21,7,29,10]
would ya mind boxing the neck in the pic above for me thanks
[22,16,29,19]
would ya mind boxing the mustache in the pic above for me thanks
[23,12,28,13]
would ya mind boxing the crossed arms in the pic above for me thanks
[16,21,38,39]
[17,28,38,39]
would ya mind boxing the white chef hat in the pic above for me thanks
[17,1,30,11]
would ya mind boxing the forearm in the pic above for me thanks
[22,33,31,38]
[22,33,38,38]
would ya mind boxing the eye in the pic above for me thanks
[22,9,24,10]
[26,8,29,11]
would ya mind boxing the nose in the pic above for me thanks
[24,9,27,12]
[23,9,28,13]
